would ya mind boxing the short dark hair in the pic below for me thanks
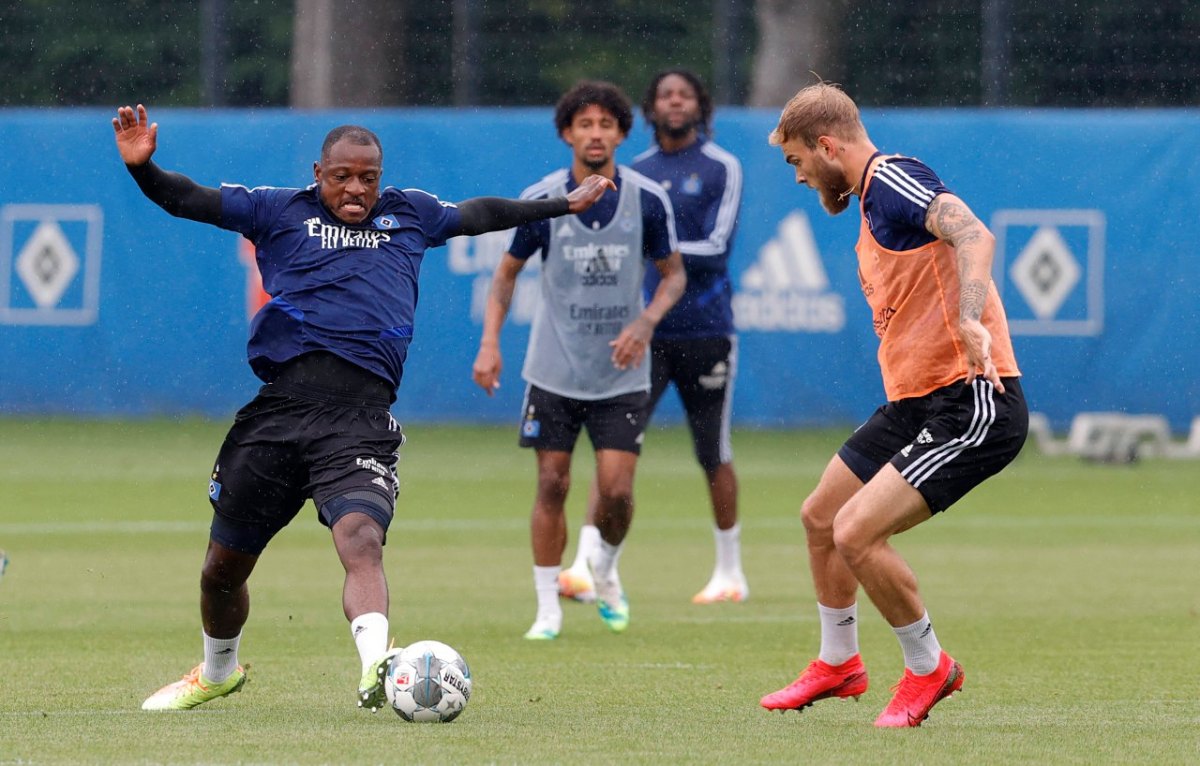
[554,80,633,136]
[321,125,383,161]
[642,68,714,142]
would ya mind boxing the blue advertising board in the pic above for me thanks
[1,107,1197,432]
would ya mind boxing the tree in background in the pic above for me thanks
[0,0,1197,108]
[0,1,292,107]
[290,0,405,107]
[748,0,846,107]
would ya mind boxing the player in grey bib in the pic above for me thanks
[472,81,684,641]
[524,168,653,400]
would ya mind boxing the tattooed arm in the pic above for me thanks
[925,193,1005,392]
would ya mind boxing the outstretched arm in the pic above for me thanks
[113,104,221,225]
[455,174,616,235]
[925,192,1004,393]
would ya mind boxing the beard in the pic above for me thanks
[583,154,610,172]
[818,185,851,215]
[658,117,699,142]
[814,161,852,215]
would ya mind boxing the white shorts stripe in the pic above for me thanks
[901,380,997,488]
[718,334,738,464]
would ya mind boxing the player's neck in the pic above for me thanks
[841,140,879,198]
[656,130,698,154]
[572,161,617,184]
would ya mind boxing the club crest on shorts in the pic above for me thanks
[208,464,222,500]
[522,404,540,437]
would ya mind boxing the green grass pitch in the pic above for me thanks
[0,419,1197,764]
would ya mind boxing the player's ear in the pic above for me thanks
[313,160,322,183]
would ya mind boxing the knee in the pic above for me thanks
[536,468,571,505]
[333,513,385,564]
[596,484,633,513]
[831,510,868,566]
[199,541,255,595]
[800,494,837,543]
[200,561,244,595]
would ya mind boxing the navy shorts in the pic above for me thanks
[838,377,1028,513]
[518,384,648,455]
[647,335,736,471]
[208,372,403,555]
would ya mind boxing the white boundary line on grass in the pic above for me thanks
[1,514,1197,537]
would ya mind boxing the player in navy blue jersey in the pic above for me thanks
[557,70,748,606]
[113,103,613,712]
[471,81,685,640]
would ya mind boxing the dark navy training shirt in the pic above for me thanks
[219,183,461,391]
[860,153,951,252]
[632,137,742,339]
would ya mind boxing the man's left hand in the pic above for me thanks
[959,318,1005,393]
[609,316,654,370]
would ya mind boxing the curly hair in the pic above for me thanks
[554,80,633,136]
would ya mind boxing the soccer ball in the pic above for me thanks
[384,640,472,722]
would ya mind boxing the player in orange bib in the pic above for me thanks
[758,83,1028,727]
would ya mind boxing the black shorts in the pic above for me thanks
[838,377,1028,514]
[648,335,736,471]
[208,357,403,555]
[518,384,648,455]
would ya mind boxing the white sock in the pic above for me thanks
[350,611,389,672]
[591,538,625,602]
[713,523,743,577]
[894,611,942,675]
[532,565,563,627]
[817,603,859,667]
[570,525,601,572]
[202,630,242,683]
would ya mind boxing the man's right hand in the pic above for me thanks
[472,344,503,396]
[112,104,158,166]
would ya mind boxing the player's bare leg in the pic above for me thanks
[707,462,739,530]
[558,483,601,603]
[526,450,573,639]
[692,461,749,603]
[591,449,637,632]
[142,540,254,710]
[332,512,395,711]
[332,513,389,621]
[830,465,929,627]
[804,457,865,611]
[760,455,868,711]
[531,450,573,566]
[200,540,256,638]
[832,465,963,727]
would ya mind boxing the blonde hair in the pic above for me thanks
[768,83,867,148]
